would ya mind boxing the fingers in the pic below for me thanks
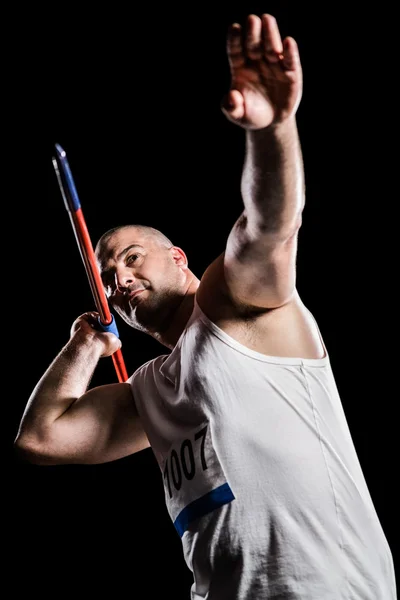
[261,14,283,63]
[82,311,100,326]
[228,13,297,68]
[227,23,245,71]
[245,14,263,60]
[281,36,301,73]
[221,89,245,122]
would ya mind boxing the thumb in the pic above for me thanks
[221,89,245,122]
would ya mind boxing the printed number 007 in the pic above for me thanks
[164,425,208,499]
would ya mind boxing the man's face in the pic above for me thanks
[97,227,187,334]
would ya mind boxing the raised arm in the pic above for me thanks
[222,14,304,309]
[14,312,149,465]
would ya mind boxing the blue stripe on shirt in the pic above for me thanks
[174,482,235,537]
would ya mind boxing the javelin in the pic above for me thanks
[52,144,129,383]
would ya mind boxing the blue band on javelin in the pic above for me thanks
[55,143,81,211]
[97,314,120,337]
[174,482,235,537]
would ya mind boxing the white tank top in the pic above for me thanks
[129,298,396,599]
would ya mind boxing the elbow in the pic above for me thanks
[13,441,40,465]
[276,212,303,242]
[247,210,303,243]
[13,431,57,466]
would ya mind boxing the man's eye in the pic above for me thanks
[126,254,139,264]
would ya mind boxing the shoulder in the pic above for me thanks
[198,258,326,361]
[128,354,171,385]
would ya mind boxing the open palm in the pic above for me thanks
[222,14,303,129]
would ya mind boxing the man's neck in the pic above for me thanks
[153,274,200,349]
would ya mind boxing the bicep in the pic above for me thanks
[32,382,149,465]
[224,212,300,309]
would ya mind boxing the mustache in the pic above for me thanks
[124,284,147,296]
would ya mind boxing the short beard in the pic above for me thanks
[116,288,181,336]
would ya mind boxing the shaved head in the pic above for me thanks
[95,225,173,261]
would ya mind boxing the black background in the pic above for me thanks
[8,2,398,597]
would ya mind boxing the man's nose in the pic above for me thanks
[115,269,136,292]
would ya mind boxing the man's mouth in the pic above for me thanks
[127,289,146,307]
[128,289,145,299]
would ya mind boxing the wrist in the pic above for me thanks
[248,115,297,137]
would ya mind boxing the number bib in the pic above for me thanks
[162,421,235,537]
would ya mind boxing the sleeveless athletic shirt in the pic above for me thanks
[128,298,396,599]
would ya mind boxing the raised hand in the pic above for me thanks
[222,13,302,129]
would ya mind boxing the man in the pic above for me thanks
[15,13,396,599]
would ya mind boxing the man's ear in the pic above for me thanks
[169,246,188,269]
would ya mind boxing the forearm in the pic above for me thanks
[241,116,305,237]
[17,331,103,437]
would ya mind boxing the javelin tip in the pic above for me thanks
[55,143,66,158]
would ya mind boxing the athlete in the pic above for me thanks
[15,13,396,599]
